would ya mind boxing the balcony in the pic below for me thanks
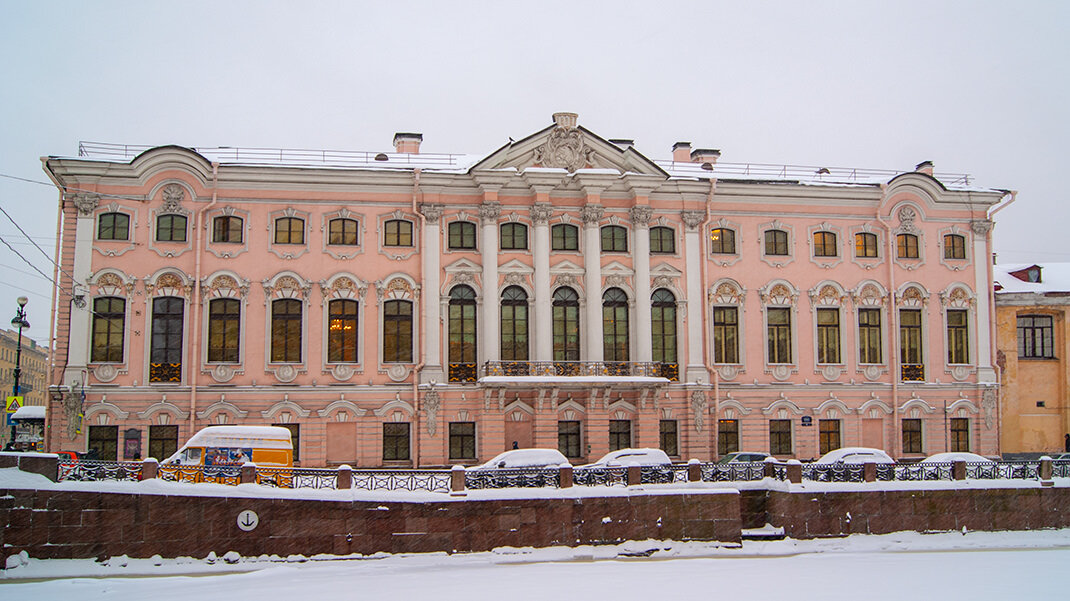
[900,364,925,382]
[149,363,181,383]
[481,361,675,386]
[448,363,477,383]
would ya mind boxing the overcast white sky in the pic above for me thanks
[1,1,1067,347]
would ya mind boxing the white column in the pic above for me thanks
[682,210,709,384]
[419,204,444,384]
[531,203,553,362]
[972,220,995,382]
[631,206,653,363]
[581,204,604,363]
[480,202,501,363]
[64,194,99,387]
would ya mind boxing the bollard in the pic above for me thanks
[559,463,573,488]
[141,458,158,480]
[627,464,641,486]
[863,461,876,482]
[451,465,467,495]
[336,464,352,489]
[763,458,777,479]
[786,459,802,484]
[241,463,257,484]
[952,460,966,481]
[688,458,701,482]
[1040,456,1053,486]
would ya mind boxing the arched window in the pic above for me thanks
[97,213,130,241]
[944,234,966,259]
[650,227,675,254]
[448,286,477,382]
[651,289,677,380]
[710,228,736,254]
[855,232,878,258]
[812,231,837,257]
[500,286,528,361]
[384,219,413,247]
[149,297,183,382]
[207,298,240,362]
[601,225,628,252]
[552,287,580,362]
[500,222,528,250]
[91,297,126,363]
[551,223,579,250]
[213,216,243,243]
[603,287,629,362]
[448,221,476,250]
[271,298,302,363]
[383,300,413,362]
[274,217,305,245]
[328,218,359,246]
[764,229,788,256]
[328,299,358,362]
[156,215,187,243]
[897,233,919,259]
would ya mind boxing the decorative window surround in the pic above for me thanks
[148,183,193,259]
[268,208,311,260]
[709,278,746,381]
[938,226,971,271]
[709,217,741,267]
[852,280,890,381]
[759,280,798,381]
[206,206,250,259]
[377,210,419,260]
[321,208,366,260]
[808,281,848,381]
[93,202,137,257]
[444,215,479,254]
[892,205,926,270]
[940,283,977,381]
[758,220,795,268]
[319,273,369,382]
[807,222,844,269]
[849,223,884,270]
[375,273,420,380]
[262,272,312,382]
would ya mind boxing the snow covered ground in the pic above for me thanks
[2,529,1068,600]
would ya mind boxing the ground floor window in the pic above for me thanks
[950,418,969,452]
[609,420,632,452]
[383,422,410,461]
[558,421,581,459]
[449,422,476,461]
[88,425,118,461]
[148,425,178,461]
[660,420,678,456]
[902,419,922,454]
[718,419,739,456]
[769,420,792,456]
[273,423,300,462]
[818,419,841,455]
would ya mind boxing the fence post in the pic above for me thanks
[627,464,641,486]
[559,463,573,488]
[141,458,158,480]
[688,458,701,482]
[787,459,802,484]
[1040,456,1053,486]
[450,465,467,495]
[763,457,777,479]
[863,461,876,483]
[241,463,257,485]
[336,464,352,489]
[952,460,966,481]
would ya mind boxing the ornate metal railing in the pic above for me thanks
[1054,460,1070,479]
[701,462,767,482]
[573,466,628,487]
[351,470,452,493]
[659,363,680,381]
[149,362,182,383]
[255,467,340,489]
[894,463,953,481]
[803,463,866,482]
[59,460,141,482]
[448,363,477,383]
[465,467,560,489]
[901,364,925,381]
[157,464,241,485]
[482,361,669,378]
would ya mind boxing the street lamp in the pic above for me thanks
[11,296,29,398]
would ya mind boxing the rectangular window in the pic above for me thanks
[1017,315,1054,359]
[328,218,359,246]
[947,309,969,364]
[713,306,739,363]
[650,227,675,254]
[609,420,632,451]
[943,234,966,260]
[449,422,476,460]
[812,231,837,257]
[718,419,739,456]
[448,221,477,250]
[601,226,628,252]
[769,419,792,455]
[764,229,788,256]
[950,418,969,452]
[659,420,679,456]
[88,425,118,461]
[500,222,528,250]
[897,234,919,259]
[816,308,841,364]
[899,309,923,364]
[156,215,188,242]
[818,419,841,455]
[91,297,125,363]
[858,308,882,364]
[384,220,413,247]
[855,232,878,258]
[270,299,302,363]
[207,298,240,363]
[383,300,413,363]
[710,228,736,254]
[148,425,179,462]
[767,307,792,364]
[558,421,581,459]
[274,217,305,245]
[97,213,130,241]
[551,224,578,251]
[213,216,243,243]
[149,297,184,382]
[328,299,359,363]
[902,418,922,454]
[382,422,411,461]
[273,423,300,462]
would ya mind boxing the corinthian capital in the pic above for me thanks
[681,210,705,231]
[970,220,993,236]
[530,203,553,225]
[419,203,444,224]
[479,202,501,224]
[629,205,653,227]
[69,193,100,217]
[580,204,604,226]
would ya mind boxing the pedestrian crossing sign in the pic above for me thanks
[5,396,23,413]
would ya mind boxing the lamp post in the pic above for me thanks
[8,297,29,446]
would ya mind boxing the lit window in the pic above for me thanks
[819,419,841,455]
[274,217,305,245]
[711,228,736,254]
[327,299,358,363]
[897,233,919,259]
[855,232,878,258]
[328,218,359,246]
[812,231,837,257]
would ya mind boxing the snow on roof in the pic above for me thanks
[11,405,46,420]
[994,262,1070,294]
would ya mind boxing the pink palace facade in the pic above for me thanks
[42,113,1010,466]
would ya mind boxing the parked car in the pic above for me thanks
[716,452,770,464]
[55,450,81,463]
[815,447,895,465]
[474,448,569,470]
[576,448,673,484]
[465,448,568,489]
[1053,453,1070,461]
[920,452,995,464]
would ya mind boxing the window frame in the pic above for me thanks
[327,298,359,363]
[816,307,841,364]
[274,217,305,245]
[207,298,241,363]
[710,227,736,255]
[328,218,359,246]
[384,219,414,247]
[270,298,303,363]
[97,212,130,241]
[551,223,579,251]
[766,307,792,364]
[558,420,581,459]
[449,422,476,461]
[659,420,679,456]
[212,215,243,244]
[448,286,478,376]
[602,288,630,362]
[855,232,878,258]
[91,296,126,363]
[899,308,923,365]
[499,222,529,251]
[500,286,529,361]
[764,229,789,256]
[949,417,969,452]
[718,419,739,456]
[818,419,841,455]
[609,419,632,452]
[943,234,966,260]
[858,308,883,364]
[155,214,188,243]
[769,419,792,456]
[383,299,414,363]
[1017,314,1054,359]
[552,287,580,361]
[447,221,477,250]
[902,418,923,454]
[382,422,411,461]
[649,226,676,254]
[149,296,184,382]
[812,231,837,257]
[600,225,628,253]
[713,306,739,364]
[897,233,919,259]
[651,289,677,366]
[946,309,969,365]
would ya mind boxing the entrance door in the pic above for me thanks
[861,418,884,449]
[504,415,533,450]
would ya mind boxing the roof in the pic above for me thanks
[994,263,1070,294]
[11,405,45,420]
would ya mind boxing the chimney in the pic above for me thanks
[672,142,692,163]
[691,148,721,165]
[393,133,423,154]
[915,160,934,176]
[609,139,634,151]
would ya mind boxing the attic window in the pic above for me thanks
[374,153,389,161]
[1009,265,1042,283]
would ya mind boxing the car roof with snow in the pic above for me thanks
[585,448,671,467]
[815,447,894,464]
[477,448,567,469]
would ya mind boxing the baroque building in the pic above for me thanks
[43,113,1008,465]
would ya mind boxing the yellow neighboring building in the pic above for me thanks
[995,263,1070,455]
[1,328,50,447]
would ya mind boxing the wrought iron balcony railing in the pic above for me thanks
[149,362,182,383]
[448,362,477,383]
[901,363,925,381]
[482,361,670,379]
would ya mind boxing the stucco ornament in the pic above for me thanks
[580,204,604,225]
[681,210,705,231]
[530,203,553,225]
[981,388,996,429]
[629,205,653,227]
[970,220,993,236]
[161,184,185,213]
[690,390,707,433]
[533,119,593,173]
[63,391,83,440]
[897,207,919,234]
[419,203,444,224]
[424,387,441,436]
[70,193,100,217]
